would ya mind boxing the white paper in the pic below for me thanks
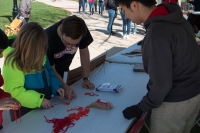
[63,71,68,84]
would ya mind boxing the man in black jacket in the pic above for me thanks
[114,0,200,133]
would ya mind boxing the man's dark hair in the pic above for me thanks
[61,15,87,39]
[114,0,157,8]
[0,29,8,49]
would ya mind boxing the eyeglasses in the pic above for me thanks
[61,35,80,48]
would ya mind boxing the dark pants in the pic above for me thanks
[99,1,104,14]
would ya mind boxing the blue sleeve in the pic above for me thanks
[45,57,62,96]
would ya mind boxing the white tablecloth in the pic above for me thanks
[106,42,143,65]
[2,63,148,133]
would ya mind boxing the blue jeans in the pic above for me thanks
[85,2,88,10]
[133,23,137,33]
[79,1,85,12]
[89,2,94,14]
[107,9,116,34]
[99,1,104,14]
[121,11,131,35]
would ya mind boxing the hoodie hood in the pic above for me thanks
[144,3,185,29]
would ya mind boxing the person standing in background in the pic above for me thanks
[18,0,31,22]
[94,0,98,12]
[187,0,200,33]
[89,0,95,15]
[85,0,88,11]
[105,0,117,35]
[132,23,137,35]
[99,0,104,15]
[79,0,85,13]
[120,9,131,39]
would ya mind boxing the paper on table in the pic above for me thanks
[133,64,145,72]
[96,83,123,93]
[63,71,68,84]
[121,48,142,57]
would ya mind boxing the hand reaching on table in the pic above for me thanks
[64,85,76,101]
[82,80,95,90]
[42,98,52,109]
[57,88,65,99]
[122,104,143,120]
[0,97,21,110]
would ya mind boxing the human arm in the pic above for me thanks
[46,41,76,101]
[45,57,64,96]
[0,97,20,110]
[51,65,76,101]
[79,47,95,90]
[123,36,173,119]
[2,61,45,109]
[0,89,20,110]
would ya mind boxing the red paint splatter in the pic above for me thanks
[85,92,99,96]
[44,106,90,133]
[44,116,74,133]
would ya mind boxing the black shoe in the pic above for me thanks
[111,31,116,35]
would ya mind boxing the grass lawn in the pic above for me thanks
[0,0,69,31]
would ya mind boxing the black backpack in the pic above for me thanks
[108,0,116,8]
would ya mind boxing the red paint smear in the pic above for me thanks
[44,116,74,133]
[44,106,90,133]
[85,92,99,96]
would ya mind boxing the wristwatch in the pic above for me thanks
[83,77,90,81]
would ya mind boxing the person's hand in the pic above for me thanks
[64,85,76,101]
[122,104,143,120]
[82,80,95,90]
[0,97,21,110]
[41,98,52,109]
[57,88,65,99]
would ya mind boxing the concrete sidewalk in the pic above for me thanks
[37,0,145,70]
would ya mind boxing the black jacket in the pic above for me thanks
[139,3,200,112]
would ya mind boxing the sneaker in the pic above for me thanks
[133,32,136,35]
[126,35,129,39]
[123,34,127,39]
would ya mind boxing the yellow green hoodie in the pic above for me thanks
[2,47,62,109]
